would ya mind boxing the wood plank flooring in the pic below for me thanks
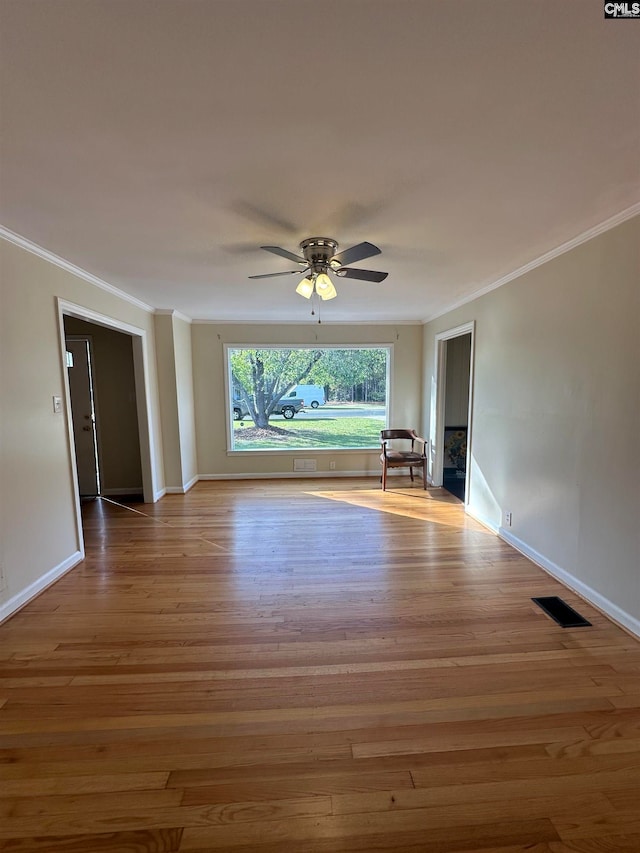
[1,478,639,852]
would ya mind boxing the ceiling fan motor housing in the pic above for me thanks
[300,237,338,274]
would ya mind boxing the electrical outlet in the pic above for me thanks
[52,395,63,414]
[504,511,512,527]
[330,461,336,470]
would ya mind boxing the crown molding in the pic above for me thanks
[154,308,193,323]
[0,226,154,313]
[190,318,419,325]
[421,202,640,324]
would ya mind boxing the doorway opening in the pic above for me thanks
[64,315,146,504]
[65,335,102,498]
[429,322,475,503]
[442,333,471,500]
[58,300,158,557]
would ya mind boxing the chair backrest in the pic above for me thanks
[381,429,418,442]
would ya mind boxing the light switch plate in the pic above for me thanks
[53,395,63,413]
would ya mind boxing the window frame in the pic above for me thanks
[224,343,393,454]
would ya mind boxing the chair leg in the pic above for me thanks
[382,463,387,491]
[422,464,427,490]
[409,466,414,482]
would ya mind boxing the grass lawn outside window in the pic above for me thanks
[233,404,386,450]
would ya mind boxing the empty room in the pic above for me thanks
[1,1,639,851]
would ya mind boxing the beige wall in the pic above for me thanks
[0,239,164,619]
[423,216,640,631]
[64,318,143,493]
[174,316,198,487]
[192,323,423,477]
[154,313,182,489]
[154,313,197,491]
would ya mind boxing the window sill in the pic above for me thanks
[227,448,380,456]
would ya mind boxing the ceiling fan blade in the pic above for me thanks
[248,268,309,280]
[261,245,306,264]
[330,241,381,267]
[335,267,388,283]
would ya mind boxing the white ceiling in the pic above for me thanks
[1,0,638,323]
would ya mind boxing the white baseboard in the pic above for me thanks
[498,527,640,640]
[101,487,144,496]
[0,550,84,624]
[198,471,377,481]
[465,504,499,533]
[154,487,167,500]
[165,475,199,495]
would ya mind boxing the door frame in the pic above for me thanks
[57,299,159,552]
[430,321,475,502]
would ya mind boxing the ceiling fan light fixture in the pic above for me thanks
[250,238,387,309]
[295,276,315,299]
[315,272,337,301]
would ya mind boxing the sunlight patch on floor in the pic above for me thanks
[306,487,491,532]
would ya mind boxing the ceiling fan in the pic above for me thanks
[248,237,388,301]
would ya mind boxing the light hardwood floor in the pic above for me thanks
[1,479,639,852]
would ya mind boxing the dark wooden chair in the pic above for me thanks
[380,429,428,491]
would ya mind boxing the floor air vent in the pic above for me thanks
[532,596,592,628]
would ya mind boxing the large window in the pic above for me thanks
[226,346,390,451]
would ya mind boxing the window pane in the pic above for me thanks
[227,346,389,451]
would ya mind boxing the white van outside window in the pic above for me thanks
[286,384,326,408]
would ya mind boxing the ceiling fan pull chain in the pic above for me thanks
[309,290,321,322]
